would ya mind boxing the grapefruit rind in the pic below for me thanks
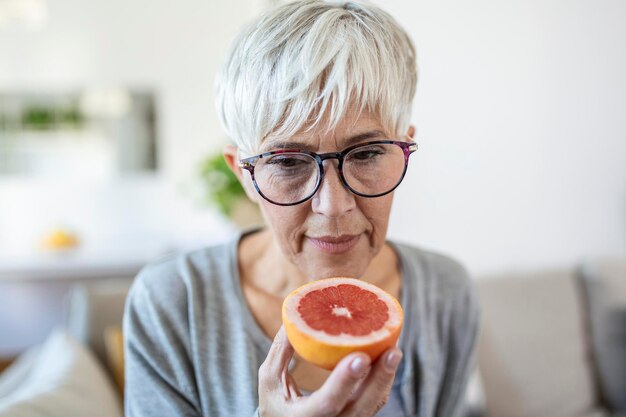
[282,277,403,370]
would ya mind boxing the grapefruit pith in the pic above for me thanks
[282,277,403,370]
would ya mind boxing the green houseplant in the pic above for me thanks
[199,151,263,229]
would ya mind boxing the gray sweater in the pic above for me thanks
[123,232,479,417]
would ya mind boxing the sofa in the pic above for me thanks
[0,260,624,417]
[473,260,626,417]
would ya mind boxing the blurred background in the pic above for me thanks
[0,0,625,415]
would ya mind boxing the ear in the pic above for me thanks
[223,144,243,180]
[223,144,260,203]
[407,125,416,139]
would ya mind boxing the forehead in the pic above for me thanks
[259,111,390,153]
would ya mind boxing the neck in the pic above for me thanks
[240,229,309,298]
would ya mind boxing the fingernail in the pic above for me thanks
[385,350,402,371]
[351,356,369,374]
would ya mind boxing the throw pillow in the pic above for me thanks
[0,329,123,417]
[477,269,600,417]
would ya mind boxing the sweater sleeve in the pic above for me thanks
[123,266,201,417]
[435,274,481,417]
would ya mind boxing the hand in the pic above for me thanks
[257,326,403,417]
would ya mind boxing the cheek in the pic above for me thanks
[258,202,309,248]
[360,195,394,247]
[363,195,394,226]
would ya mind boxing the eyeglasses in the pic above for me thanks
[239,139,417,206]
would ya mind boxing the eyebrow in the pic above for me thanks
[261,130,387,153]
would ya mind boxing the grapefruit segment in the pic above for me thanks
[282,277,403,370]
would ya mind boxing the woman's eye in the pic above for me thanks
[351,149,384,161]
[267,156,306,167]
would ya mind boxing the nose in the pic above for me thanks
[311,160,356,217]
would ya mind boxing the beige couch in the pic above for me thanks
[475,260,626,417]
[2,260,624,417]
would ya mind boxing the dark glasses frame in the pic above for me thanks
[239,139,418,206]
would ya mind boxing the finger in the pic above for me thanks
[260,326,295,389]
[305,352,371,416]
[284,372,302,400]
[344,348,402,416]
[268,326,295,374]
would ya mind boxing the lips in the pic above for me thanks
[306,234,361,254]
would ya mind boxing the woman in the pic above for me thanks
[124,1,479,416]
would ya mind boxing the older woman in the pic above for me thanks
[124,1,479,416]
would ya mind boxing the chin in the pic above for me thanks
[303,258,370,280]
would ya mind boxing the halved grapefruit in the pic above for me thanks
[282,277,403,370]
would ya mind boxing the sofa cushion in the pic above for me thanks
[580,259,626,413]
[476,269,602,417]
[0,329,122,417]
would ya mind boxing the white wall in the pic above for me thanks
[1,0,625,276]
[384,0,626,275]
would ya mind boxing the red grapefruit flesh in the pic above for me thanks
[282,277,403,370]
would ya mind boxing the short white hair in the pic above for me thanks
[215,0,417,156]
